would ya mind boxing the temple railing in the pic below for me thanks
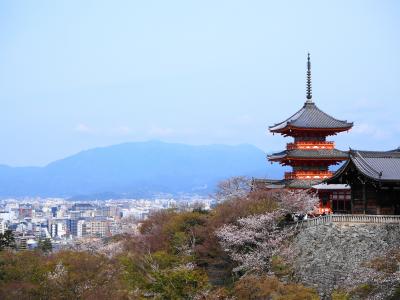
[284,171,333,180]
[287,141,335,150]
[292,214,400,230]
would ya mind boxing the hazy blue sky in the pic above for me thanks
[0,0,399,166]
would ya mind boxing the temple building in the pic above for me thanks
[326,149,400,214]
[253,54,353,213]
[253,54,400,215]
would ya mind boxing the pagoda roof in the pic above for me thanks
[268,148,348,161]
[329,148,400,182]
[269,101,353,133]
[252,178,322,189]
[251,178,285,189]
[285,179,322,188]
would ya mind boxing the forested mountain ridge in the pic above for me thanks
[0,141,285,198]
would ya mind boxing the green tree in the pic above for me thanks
[0,230,15,251]
[120,251,209,299]
[150,266,209,299]
[37,238,52,253]
[0,251,48,299]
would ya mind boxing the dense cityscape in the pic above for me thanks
[0,196,213,251]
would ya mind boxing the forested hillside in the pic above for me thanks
[1,178,398,299]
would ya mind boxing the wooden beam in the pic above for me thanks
[350,186,354,214]
[362,183,367,214]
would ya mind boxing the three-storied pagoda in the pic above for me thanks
[254,54,353,212]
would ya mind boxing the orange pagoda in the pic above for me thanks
[255,54,353,212]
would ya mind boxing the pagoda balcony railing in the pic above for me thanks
[285,171,333,180]
[287,141,334,150]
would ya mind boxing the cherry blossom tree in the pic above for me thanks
[216,210,286,273]
[215,176,252,202]
[273,189,319,215]
[216,190,319,274]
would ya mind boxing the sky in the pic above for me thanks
[0,0,399,166]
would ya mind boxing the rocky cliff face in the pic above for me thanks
[292,223,400,299]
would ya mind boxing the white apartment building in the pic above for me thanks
[0,220,6,234]
[49,220,68,238]
[77,219,86,238]
[77,218,109,238]
[0,211,16,222]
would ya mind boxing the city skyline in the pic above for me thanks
[1,1,399,166]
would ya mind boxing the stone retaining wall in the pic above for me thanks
[292,223,400,299]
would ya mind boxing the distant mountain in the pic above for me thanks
[0,141,285,199]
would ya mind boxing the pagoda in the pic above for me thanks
[266,54,353,189]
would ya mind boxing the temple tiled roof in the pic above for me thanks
[330,148,400,182]
[285,179,322,188]
[268,148,348,161]
[269,102,353,133]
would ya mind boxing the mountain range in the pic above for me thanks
[0,141,285,199]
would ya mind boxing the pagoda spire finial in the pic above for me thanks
[306,53,313,103]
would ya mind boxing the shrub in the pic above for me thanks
[350,284,375,298]
[0,250,126,299]
[233,275,319,300]
[367,252,399,274]
[271,255,292,277]
[331,290,350,300]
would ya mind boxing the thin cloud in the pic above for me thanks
[349,98,382,111]
[236,114,254,125]
[112,126,133,135]
[148,126,174,137]
[74,123,94,134]
[352,123,391,140]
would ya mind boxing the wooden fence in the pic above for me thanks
[292,214,400,230]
